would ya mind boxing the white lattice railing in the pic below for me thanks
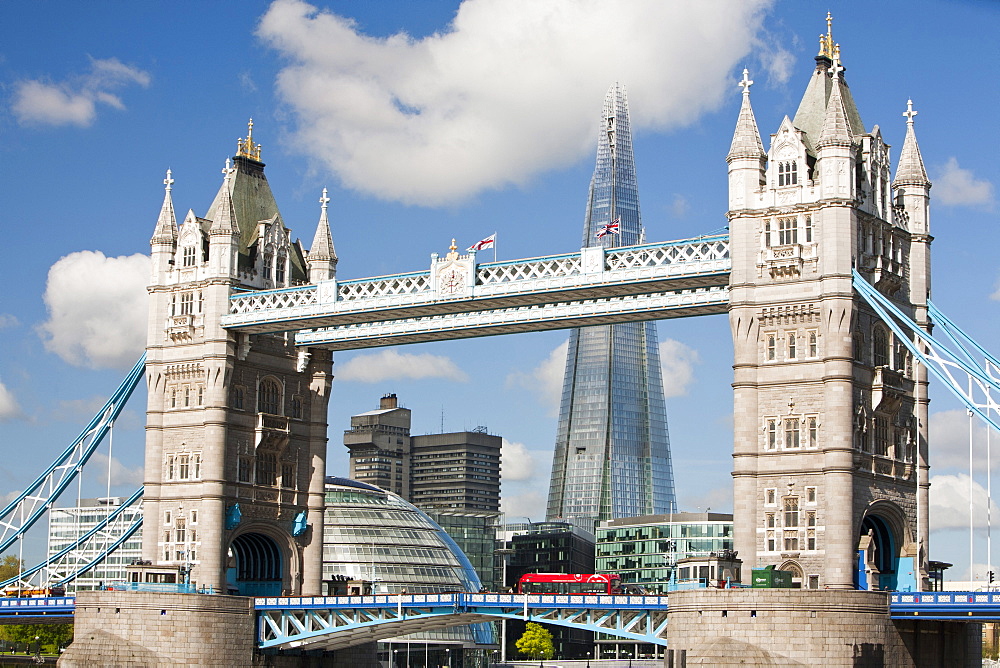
[477,253,581,285]
[227,234,731,323]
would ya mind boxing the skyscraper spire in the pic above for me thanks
[151,169,178,243]
[894,100,930,187]
[727,69,766,162]
[546,85,676,531]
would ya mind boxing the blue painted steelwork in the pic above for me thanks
[890,591,1000,620]
[255,593,669,650]
[0,354,146,555]
[853,271,1000,433]
[0,597,75,623]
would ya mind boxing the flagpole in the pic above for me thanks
[494,232,497,262]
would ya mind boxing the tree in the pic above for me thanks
[0,623,73,652]
[0,556,22,582]
[515,622,554,660]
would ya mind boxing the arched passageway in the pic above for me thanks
[228,532,283,596]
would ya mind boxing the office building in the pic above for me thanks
[47,497,143,591]
[546,84,677,532]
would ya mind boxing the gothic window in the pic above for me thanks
[263,252,273,281]
[179,292,194,315]
[258,378,282,415]
[183,386,190,407]
[804,215,813,243]
[170,389,177,409]
[875,417,890,457]
[783,531,799,551]
[807,531,816,551]
[783,497,799,527]
[232,386,245,410]
[873,327,889,367]
[766,334,776,361]
[193,454,201,479]
[175,519,186,543]
[182,245,196,267]
[291,396,302,419]
[853,334,866,364]
[807,511,816,527]
[805,486,817,504]
[237,456,252,483]
[763,220,772,247]
[281,462,295,488]
[197,386,204,405]
[784,418,800,449]
[778,217,797,245]
[191,510,198,524]
[164,511,172,525]
[778,161,798,186]
[166,456,174,480]
[256,453,277,486]
[766,532,776,552]
[766,513,776,528]
[276,251,286,285]
[808,417,818,448]
[787,333,797,360]
[767,420,777,450]
[765,489,777,505]
[178,455,189,479]
[808,330,819,357]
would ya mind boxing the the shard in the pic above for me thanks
[545,84,677,531]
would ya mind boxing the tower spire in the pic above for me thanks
[209,160,238,235]
[308,187,338,283]
[727,69,765,161]
[152,169,178,243]
[817,53,853,147]
[894,99,930,187]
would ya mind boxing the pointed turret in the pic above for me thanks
[816,52,856,201]
[152,169,178,244]
[894,100,930,188]
[728,70,766,211]
[816,55,853,149]
[308,188,338,283]
[208,161,240,277]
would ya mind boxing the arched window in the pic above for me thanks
[873,327,889,367]
[256,453,277,486]
[182,245,197,267]
[262,252,273,281]
[276,251,286,285]
[258,379,282,415]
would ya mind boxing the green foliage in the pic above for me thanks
[0,623,73,652]
[0,556,23,582]
[515,621,554,660]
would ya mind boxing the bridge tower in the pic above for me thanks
[727,17,931,590]
[143,122,334,596]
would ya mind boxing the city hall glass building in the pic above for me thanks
[546,84,677,530]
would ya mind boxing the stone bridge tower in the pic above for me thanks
[727,17,931,590]
[143,123,336,596]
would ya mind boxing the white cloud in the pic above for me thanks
[336,349,468,383]
[929,473,1000,532]
[501,438,537,482]
[993,280,1000,302]
[505,340,568,417]
[501,489,547,522]
[934,157,995,208]
[0,378,22,422]
[258,0,772,206]
[1,490,20,508]
[928,409,995,471]
[0,314,20,330]
[87,452,144,488]
[38,251,149,369]
[669,194,689,219]
[12,57,151,127]
[659,338,700,398]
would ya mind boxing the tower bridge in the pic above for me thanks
[7,13,998,668]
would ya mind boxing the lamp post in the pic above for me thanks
[446,647,451,668]
[393,648,398,668]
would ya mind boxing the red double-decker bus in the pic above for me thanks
[516,573,622,595]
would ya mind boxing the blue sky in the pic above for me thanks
[1,1,998,579]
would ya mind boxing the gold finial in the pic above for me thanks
[236,117,263,161]
[818,12,835,59]
[446,238,460,260]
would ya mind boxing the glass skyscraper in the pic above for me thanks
[546,84,677,531]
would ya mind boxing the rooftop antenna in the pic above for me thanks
[440,406,445,434]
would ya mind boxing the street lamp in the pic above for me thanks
[586,651,591,668]
[446,647,451,668]
[393,648,398,668]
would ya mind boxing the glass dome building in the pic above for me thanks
[322,477,494,664]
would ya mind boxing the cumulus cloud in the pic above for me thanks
[0,314,19,330]
[934,157,995,208]
[659,338,700,398]
[87,452,144,487]
[501,489,548,521]
[12,57,151,127]
[505,340,568,417]
[501,438,537,482]
[669,194,689,219]
[336,349,468,383]
[929,409,995,471]
[929,473,1000,532]
[0,378,23,422]
[38,251,149,369]
[258,0,773,205]
[1,490,20,508]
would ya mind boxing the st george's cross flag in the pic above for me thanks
[468,233,496,251]
[595,217,621,239]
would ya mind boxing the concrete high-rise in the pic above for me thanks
[546,84,677,531]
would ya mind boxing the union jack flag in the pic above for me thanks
[595,217,621,239]
[468,233,496,251]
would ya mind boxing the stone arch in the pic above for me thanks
[858,500,910,591]
[257,375,283,415]
[228,524,299,596]
[778,560,804,588]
